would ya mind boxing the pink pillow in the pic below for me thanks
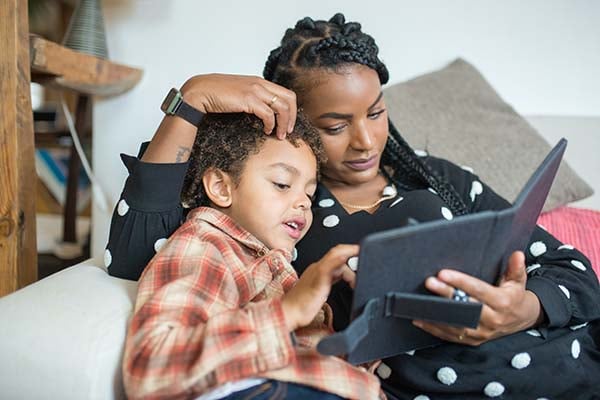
[537,206,600,278]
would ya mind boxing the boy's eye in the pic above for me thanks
[368,109,386,119]
[273,182,290,190]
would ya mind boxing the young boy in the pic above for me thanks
[122,113,383,400]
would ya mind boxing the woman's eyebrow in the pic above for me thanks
[368,92,384,110]
[317,111,352,120]
[317,92,384,120]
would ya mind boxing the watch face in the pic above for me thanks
[161,88,182,114]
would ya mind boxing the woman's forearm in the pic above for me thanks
[141,73,298,163]
[141,115,198,163]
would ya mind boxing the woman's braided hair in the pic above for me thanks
[263,13,468,215]
[182,112,326,209]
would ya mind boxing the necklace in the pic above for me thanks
[338,184,397,211]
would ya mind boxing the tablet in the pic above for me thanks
[317,139,567,364]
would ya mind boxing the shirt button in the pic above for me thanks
[270,256,281,267]
[257,249,267,257]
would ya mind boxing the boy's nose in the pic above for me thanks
[295,195,311,210]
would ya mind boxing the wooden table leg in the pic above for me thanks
[63,95,91,244]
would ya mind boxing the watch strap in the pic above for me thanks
[161,88,205,127]
[176,99,204,127]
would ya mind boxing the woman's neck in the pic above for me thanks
[322,173,390,214]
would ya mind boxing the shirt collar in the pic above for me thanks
[187,207,292,261]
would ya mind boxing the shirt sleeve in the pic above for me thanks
[123,237,295,400]
[427,157,600,327]
[105,143,189,281]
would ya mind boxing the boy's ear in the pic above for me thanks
[202,168,234,208]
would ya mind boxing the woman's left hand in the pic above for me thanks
[412,251,545,346]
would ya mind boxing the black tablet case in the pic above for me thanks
[317,139,567,364]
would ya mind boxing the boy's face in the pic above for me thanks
[227,138,318,253]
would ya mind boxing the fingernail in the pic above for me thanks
[427,277,444,289]
[439,269,454,280]
[412,321,422,328]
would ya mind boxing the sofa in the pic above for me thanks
[0,260,136,399]
[1,59,598,399]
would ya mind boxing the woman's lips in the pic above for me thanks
[344,155,378,171]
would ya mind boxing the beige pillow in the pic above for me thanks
[383,58,593,211]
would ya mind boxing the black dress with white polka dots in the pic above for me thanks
[106,147,600,399]
[295,156,600,400]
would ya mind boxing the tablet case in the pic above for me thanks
[317,139,567,364]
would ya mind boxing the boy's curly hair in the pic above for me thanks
[182,112,326,209]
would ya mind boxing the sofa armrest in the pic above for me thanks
[0,259,137,400]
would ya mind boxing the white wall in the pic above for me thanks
[92,0,600,257]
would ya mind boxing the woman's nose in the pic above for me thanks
[350,122,373,150]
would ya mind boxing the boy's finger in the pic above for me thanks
[321,244,360,270]
[340,267,356,289]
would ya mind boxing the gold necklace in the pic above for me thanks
[338,185,397,210]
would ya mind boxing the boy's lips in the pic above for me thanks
[282,216,306,240]
[344,154,378,171]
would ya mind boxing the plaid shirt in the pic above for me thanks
[123,207,383,400]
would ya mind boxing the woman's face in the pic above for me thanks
[299,65,389,187]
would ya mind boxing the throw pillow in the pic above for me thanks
[383,58,593,211]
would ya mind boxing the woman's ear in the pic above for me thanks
[202,168,234,208]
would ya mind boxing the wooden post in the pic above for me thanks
[0,0,38,296]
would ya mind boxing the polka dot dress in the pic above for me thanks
[105,148,600,399]
[292,157,600,399]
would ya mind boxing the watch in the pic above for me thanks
[160,88,205,127]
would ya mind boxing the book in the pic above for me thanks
[35,148,91,213]
[317,139,567,364]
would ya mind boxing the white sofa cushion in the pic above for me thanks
[0,259,137,400]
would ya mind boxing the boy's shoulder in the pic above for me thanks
[172,208,232,248]
[143,209,236,280]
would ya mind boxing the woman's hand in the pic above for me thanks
[143,74,297,163]
[281,244,358,331]
[413,251,545,346]
[181,74,297,139]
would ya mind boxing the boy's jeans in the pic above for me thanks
[223,380,344,400]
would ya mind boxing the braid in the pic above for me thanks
[263,13,468,216]
[385,121,469,216]
[263,13,389,90]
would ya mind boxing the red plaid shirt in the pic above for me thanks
[123,207,383,400]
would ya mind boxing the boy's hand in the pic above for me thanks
[281,244,358,331]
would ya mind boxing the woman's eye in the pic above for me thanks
[273,182,290,190]
[368,109,386,120]
[323,124,346,135]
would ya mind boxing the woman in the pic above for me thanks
[107,13,600,399]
